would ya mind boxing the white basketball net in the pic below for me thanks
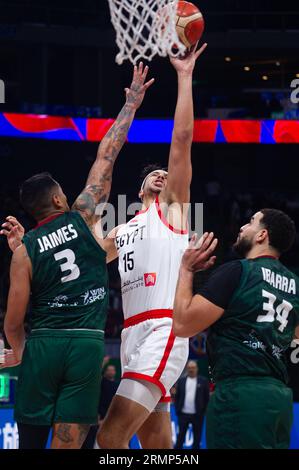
[107,0,186,64]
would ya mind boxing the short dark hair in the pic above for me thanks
[20,172,60,219]
[260,208,296,254]
[139,163,168,187]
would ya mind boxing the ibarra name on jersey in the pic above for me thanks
[37,224,78,253]
[261,267,296,295]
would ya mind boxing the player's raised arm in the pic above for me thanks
[92,223,123,264]
[163,43,207,205]
[72,63,154,225]
[4,244,31,363]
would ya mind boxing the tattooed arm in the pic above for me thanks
[72,63,154,225]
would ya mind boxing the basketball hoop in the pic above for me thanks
[107,0,186,65]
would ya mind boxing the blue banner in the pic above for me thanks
[1,404,298,449]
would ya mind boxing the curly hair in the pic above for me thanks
[260,208,296,254]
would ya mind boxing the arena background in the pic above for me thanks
[0,0,299,449]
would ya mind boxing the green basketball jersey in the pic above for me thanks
[207,257,299,384]
[23,211,108,332]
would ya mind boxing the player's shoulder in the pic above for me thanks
[212,259,243,276]
[108,224,126,239]
[69,209,92,230]
[282,264,299,284]
[69,209,82,220]
[203,260,244,291]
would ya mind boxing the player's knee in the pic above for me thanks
[97,428,109,448]
[97,421,115,448]
[97,426,127,449]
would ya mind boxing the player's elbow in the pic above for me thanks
[172,129,193,145]
[172,317,190,338]
[4,313,24,336]
[5,322,17,338]
[173,306,206,338]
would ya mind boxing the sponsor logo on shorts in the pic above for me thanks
[144,273,156,287]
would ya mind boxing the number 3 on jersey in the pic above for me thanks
[257,289,293,332]
[54,249,80,283]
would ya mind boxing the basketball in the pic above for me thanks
[175,1,205,49]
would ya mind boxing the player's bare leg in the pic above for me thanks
[97,395,150,449]
[51,423,90,449]
[137,411,173,449]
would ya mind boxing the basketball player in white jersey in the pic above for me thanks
[2,47,207,448]
[97,42,208,449]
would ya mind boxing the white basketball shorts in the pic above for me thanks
[120,315,189,400]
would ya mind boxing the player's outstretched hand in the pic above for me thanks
[0,349,22,369]
[125,62,155,110]
[0,216,24,252]
[170,42,207,75]
[181,232,217,273]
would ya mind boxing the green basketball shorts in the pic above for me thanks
[206,376,293,449]
[14,329,104,426]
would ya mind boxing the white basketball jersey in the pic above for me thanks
[116,197,189,320]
